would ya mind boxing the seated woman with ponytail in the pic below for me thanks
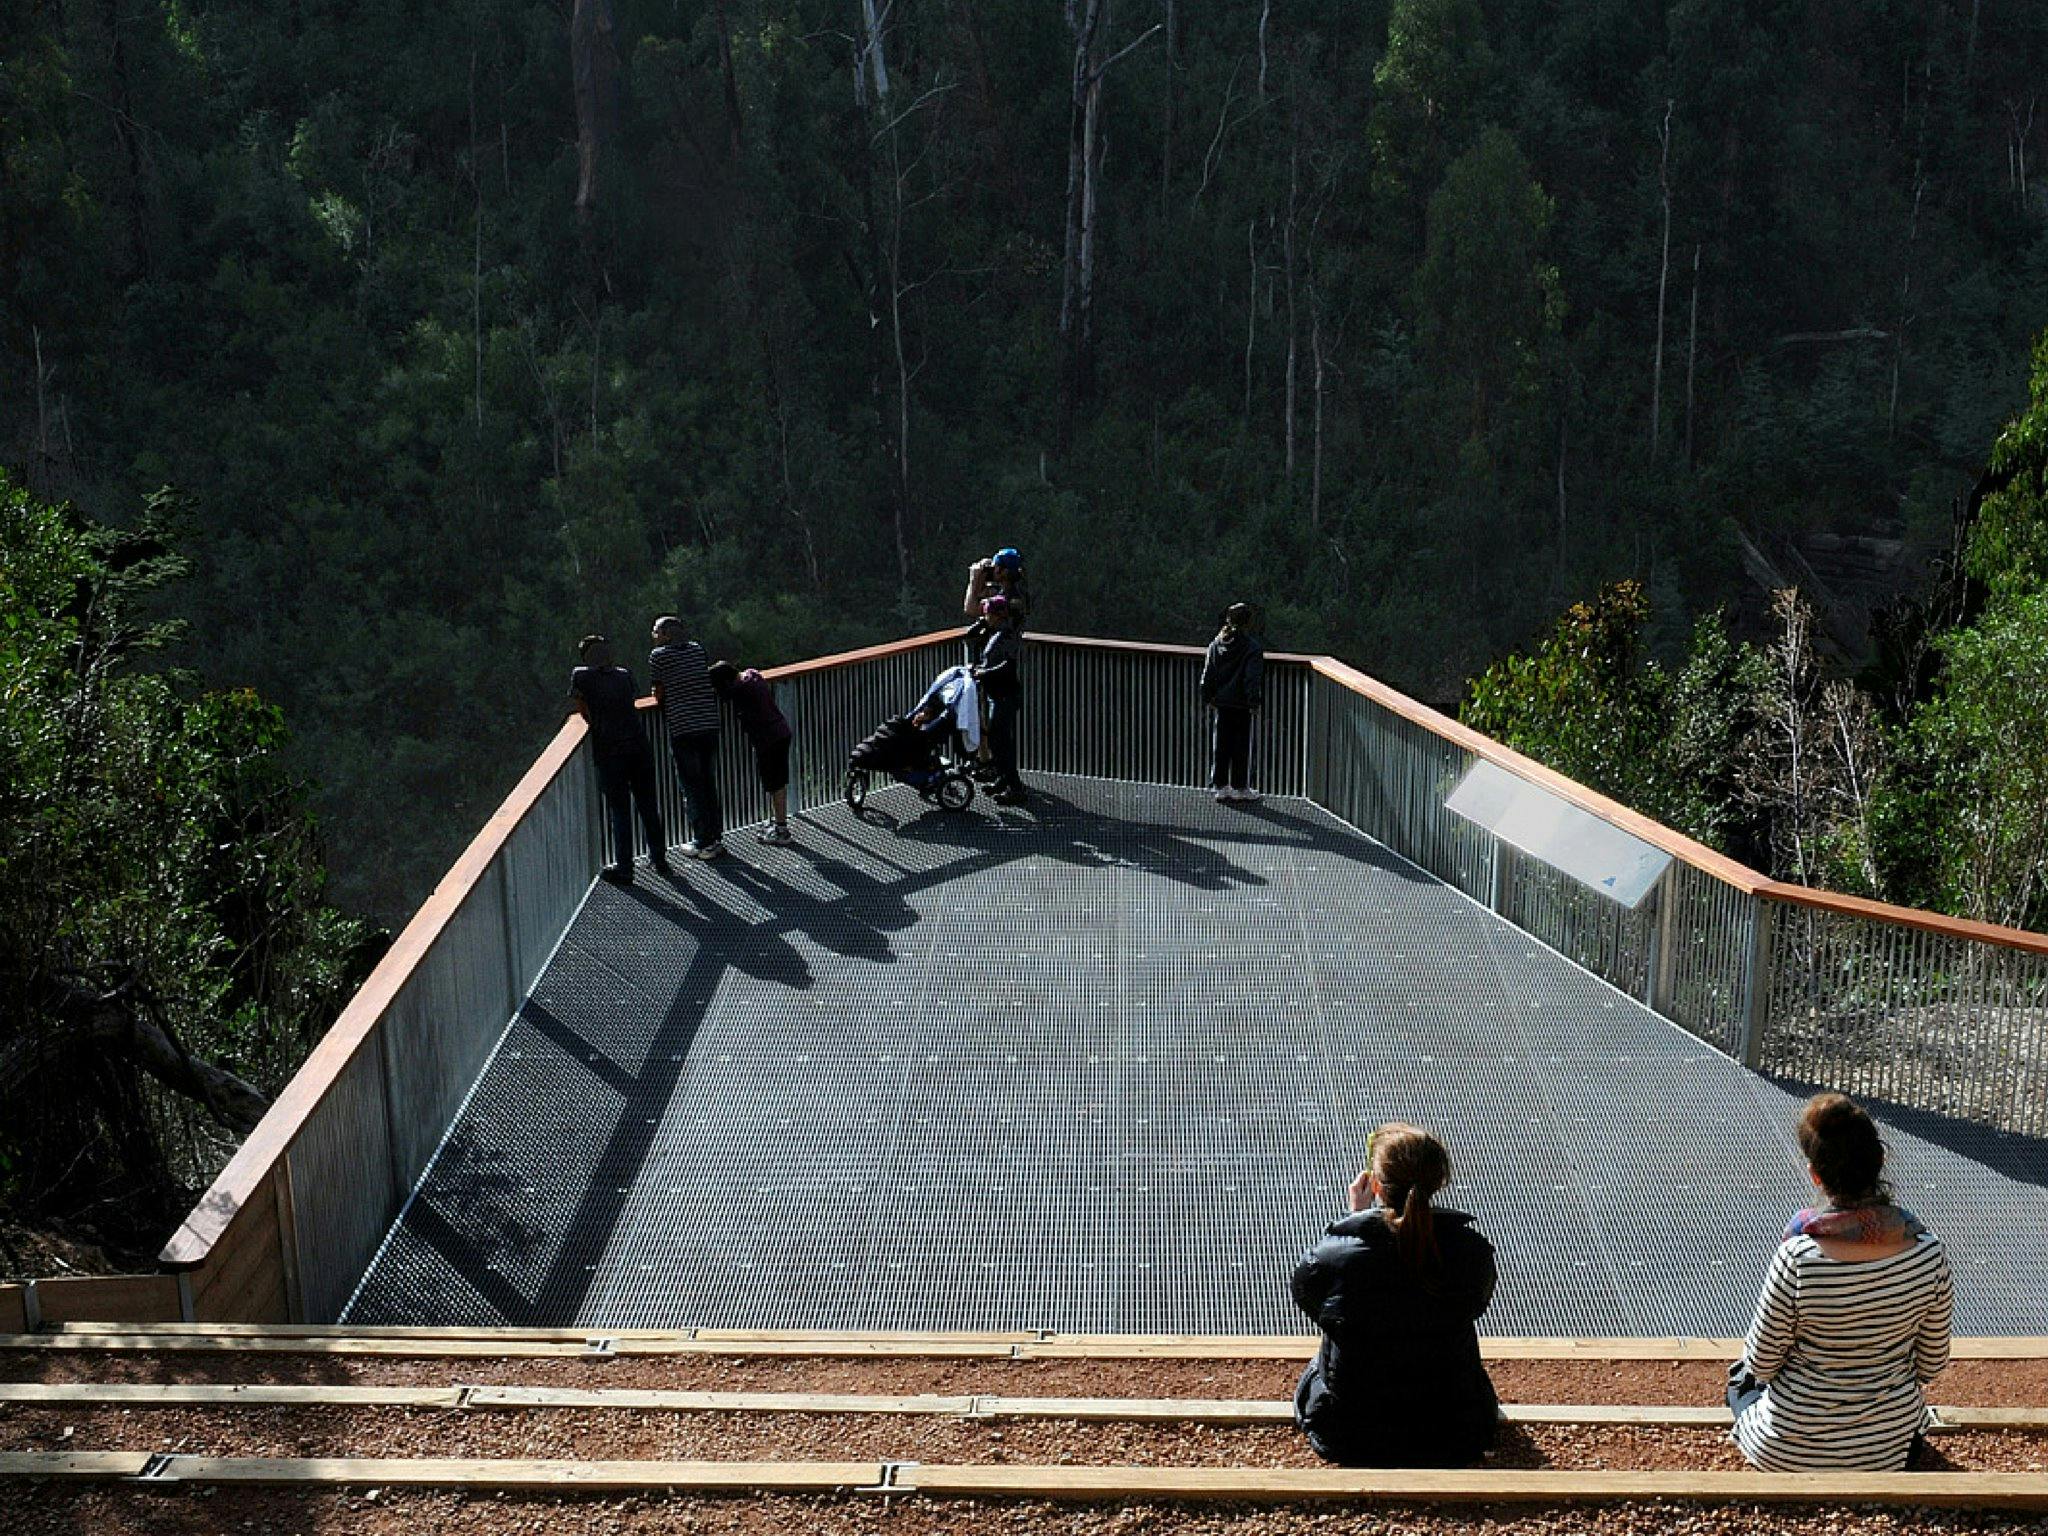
[1289,1123,1500,1467]
[1729,1092,1953,1471]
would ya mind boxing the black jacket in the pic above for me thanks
[1290,1205,1499,1466]
[1200,631,1265,709]
[975,626,1023,701]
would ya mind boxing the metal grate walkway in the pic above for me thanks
[343,776,2048,1335]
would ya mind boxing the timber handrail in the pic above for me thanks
[159,713,593,1272]
[630,627,964,710]
[1307,654,2048,955]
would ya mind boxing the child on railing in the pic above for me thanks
[708,660,795,846]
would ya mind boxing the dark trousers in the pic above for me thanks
[668,731,724,846]
[1211,706,1254,790]
[986,693,1023,793]
[598,747,665,867]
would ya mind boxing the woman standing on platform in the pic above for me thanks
[1290,1124,1500,1467]
[1728,1093,1952,1470]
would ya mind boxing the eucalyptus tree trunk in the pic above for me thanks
[1058,8,1159,454]
[1650,101,1673,457]
[1058,0,1105,454]
[571,0,620,221]
[713,0,745,156]
[1683,243,1701,467]
[1160,0,1177,214]
[1283,101,1299,483]
[852,0,912,593]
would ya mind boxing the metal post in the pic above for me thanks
[1646,869,1677,1017]
[1739,898,1775,1069]
[1487,839,1504,914]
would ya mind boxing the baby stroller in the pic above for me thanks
[844,667,980,814]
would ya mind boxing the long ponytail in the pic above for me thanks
[1395,1182,1437,1271]
[1370,1122,1451,1273]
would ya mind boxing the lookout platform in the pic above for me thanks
[340,774,2048,1337]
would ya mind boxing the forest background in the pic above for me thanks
[8,0,2048,1265]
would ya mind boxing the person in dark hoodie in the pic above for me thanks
[1199,603,1265,802]
[1290,1123,1500,1467]
[970,594,1026,805]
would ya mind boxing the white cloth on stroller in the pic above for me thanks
[918,665,982,752]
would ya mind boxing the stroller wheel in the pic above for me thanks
[845,769,871,813]
[937,773,976,812]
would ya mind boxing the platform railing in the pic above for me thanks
[1299,656,2048,1138]
[152,628,2048,1328]
[159,721,602,1322]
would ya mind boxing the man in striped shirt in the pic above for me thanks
[650,616,725,859]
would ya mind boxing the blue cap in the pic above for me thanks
[994,547,1022,570]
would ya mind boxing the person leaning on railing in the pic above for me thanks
[1728,1092,1953,1471]
[709,659,794,846]
[568,634,670,886]
[1290,1124,1501,1467]
[650,615,726,860]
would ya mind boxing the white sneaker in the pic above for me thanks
[1212,788,1229,802]
[694,840,728,860]
[757,823,794,846]
[1236,788,1262,803]
[678,840,703,857]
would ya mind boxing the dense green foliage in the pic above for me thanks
[0,472,365,1261]
[6,0,2048,919]
[1468,336,2048,930]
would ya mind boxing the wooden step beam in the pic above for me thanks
[9,1328,2048,1362]
[0,1452,152,1480]
[894,1463,2048,1507]
[2,1381,2040,1431]
[6,1453,2048,1508]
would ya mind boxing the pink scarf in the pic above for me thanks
[1785,1202,1925,1244]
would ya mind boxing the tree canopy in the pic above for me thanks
[6,1,2047,922]
[0,472,366,1265]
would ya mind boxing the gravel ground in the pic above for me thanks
[3,1403,2044,1471]
[17,1487,2048,1536]
[4,1350,2046,1407]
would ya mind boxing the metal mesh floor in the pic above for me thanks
[343,776,2048,1335]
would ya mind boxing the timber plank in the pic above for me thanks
[0,1452,153,1480]
[466,1388,978,1415]
[8,1328,2048,1363]
[150,1456,886,1490]
[972,1396,1293,1424]
[894,1463,2048,1508]
[0,1383,464,1408]
[0,1333,592,1358]
[52,1321,604,1341]
[2,1382,2037,1431]
[28,1275,184,1328]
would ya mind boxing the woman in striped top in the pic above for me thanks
[1730,1092,1953,1471]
